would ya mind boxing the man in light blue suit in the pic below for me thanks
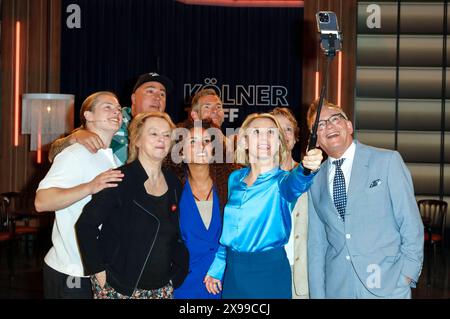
[306,100,424,299]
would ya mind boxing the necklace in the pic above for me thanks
[192,184,213,201]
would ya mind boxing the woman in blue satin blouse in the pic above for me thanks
[204,113,322,299]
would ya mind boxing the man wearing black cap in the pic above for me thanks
[48,72,173,165]
[130,72,173,115]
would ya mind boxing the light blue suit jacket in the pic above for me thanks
[308,141,424,298]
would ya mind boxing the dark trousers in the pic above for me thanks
[43,262,93,299]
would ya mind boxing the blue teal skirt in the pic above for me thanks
[222,247,291,299]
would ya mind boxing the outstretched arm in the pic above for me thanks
[279,148,323,202]
[48,128,106,162]
[48,134,76,163]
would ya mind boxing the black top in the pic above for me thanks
[75,159,189,296]
[137,190,177,290]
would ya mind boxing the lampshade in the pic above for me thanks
[21,93,75,151]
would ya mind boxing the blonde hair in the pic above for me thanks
[191,88,220,113]
[127,111,176,163]
[80,91,118,128]
[306,99,348,131]
[270,107,300,142]
[235,113,288,166]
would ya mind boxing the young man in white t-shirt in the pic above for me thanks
[35,91,124,299]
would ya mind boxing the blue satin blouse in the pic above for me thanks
[207,164,316,280]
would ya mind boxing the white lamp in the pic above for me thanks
[21,93,74,153]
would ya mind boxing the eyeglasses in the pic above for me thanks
[317,113,347,131]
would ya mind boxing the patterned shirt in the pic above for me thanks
[110,107,132,166]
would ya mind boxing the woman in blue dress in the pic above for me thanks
[204,113,322,299]
[172,119,237,299]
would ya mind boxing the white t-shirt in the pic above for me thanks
[37,144,119,277]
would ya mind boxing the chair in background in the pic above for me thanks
[418,199,448,252]
[1,192,40,262]
[0,194,15,284]
[417,199,448,287]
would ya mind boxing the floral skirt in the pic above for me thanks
[91,275,173,299]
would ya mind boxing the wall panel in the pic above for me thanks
[0,0,60,211]
[356,1,448,202]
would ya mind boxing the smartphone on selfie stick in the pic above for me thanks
[303,11,343,176]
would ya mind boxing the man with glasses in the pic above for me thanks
[306,99,423,299]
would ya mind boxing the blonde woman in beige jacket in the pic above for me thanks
[272,107,309,299]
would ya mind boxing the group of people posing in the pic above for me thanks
[34,72,424,299]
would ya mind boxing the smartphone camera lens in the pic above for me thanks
[319,13,329,23]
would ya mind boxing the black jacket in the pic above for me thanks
[75,159,189,296]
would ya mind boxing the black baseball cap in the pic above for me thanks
[133,72,173,93]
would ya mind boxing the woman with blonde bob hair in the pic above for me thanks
[235,113,289,165]
[205,112,323,299]
[76,111,189,299]
[127,111,176,163]
[271,107,310,299]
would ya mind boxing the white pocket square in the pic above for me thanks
[369,179,382,188]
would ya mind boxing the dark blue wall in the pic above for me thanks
[61,0,303,130]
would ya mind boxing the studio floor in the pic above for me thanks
[0,230,449,299]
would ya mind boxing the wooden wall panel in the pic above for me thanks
[0,0,60,211]
[48,0,61,92]
[1,0,15,195]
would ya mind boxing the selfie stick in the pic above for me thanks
[303,32,340,176]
